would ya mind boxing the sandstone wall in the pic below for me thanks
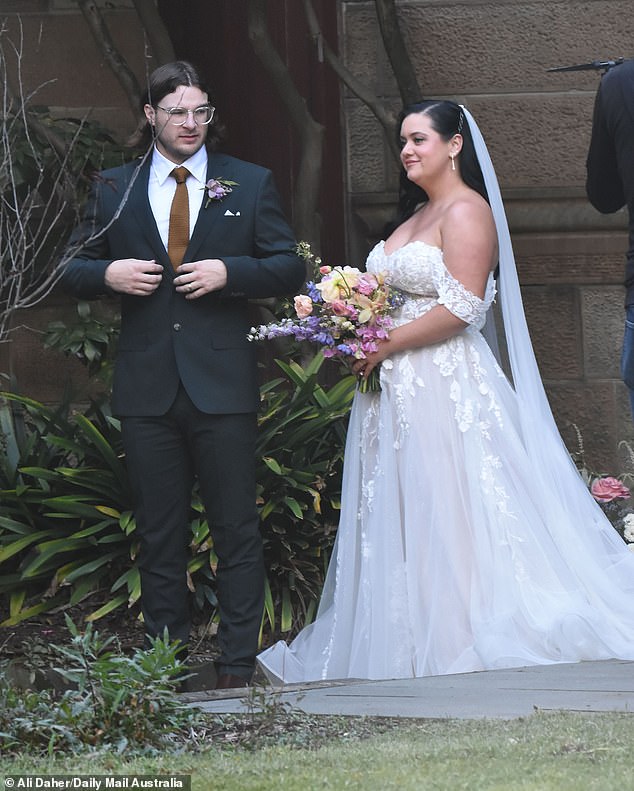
[339,0,634,474]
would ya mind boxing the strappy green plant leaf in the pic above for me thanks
[0,351,354,640]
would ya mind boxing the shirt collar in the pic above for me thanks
[151,145,209,186]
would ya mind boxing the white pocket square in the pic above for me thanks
[224,209,241,216]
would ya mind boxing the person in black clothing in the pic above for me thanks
[586,58,634,417]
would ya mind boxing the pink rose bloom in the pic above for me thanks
[590,476,631,503]
[294,295,314,318]
[319,265,332,275]
[356,273,379,295]
[331,299,357,318]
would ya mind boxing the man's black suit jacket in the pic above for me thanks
[62,151,305,416]
[586,59,634,304]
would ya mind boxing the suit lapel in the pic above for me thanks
[127,156,172,270]
[185,152,233,262]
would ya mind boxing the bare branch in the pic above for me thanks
[131,0,175,65]
[1,24,70,166]
[76,0,143,118]
[301,0,400,162]
[374,0,422,104]
[247,0,324,248]
[0,24,150,341]
[247,0,318,139]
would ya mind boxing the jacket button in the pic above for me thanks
[173,323,181,331]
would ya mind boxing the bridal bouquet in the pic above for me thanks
[248,243,404,392]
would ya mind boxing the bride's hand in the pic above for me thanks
[352,343,389,382]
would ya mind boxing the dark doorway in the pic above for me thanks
[157,0,345,265]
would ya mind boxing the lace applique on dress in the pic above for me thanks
[389,356,425,449]
[436,267,496,330]
[435,340,504,433]
[359,395,381,513]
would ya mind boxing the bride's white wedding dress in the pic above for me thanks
[258,239,634,684]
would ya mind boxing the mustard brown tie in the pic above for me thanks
[168,166,190,270]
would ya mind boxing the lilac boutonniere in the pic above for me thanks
[203,177,239,208]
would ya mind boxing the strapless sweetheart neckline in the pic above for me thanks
[379,238,443,258]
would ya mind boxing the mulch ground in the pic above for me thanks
[0,597,279,692]
[0,597,220,664]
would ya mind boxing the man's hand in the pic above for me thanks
[173,259,228,299]
[105,259,163,295]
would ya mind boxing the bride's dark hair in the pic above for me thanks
[389,99,489,231]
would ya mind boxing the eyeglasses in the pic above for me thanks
[155,105,215,126]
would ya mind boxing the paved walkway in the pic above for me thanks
[183,659,634,720]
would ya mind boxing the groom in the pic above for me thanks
[62,61,305,688]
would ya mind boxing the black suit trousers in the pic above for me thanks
[121,385,264,674]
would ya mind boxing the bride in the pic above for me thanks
[258,100,634,683]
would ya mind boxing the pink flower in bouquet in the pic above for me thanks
[357,272,381,296]
[294,295,313,318]
[330,299,358,318]
[590,476,631,503]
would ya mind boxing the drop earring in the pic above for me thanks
[450,153,456,171]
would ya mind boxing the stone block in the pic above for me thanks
[346,101,395,193]
[513,232,628,285]
[613,379,634,464]
[522,285,582,378]
[342,91,600,199]
[0,0,46,10]
[545,379,617,474]
[341,3,396,95]
[3,298,105,405]
[51,0,133,8]
[442,95,595,191]
[582,287,625,379]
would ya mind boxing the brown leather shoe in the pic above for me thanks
[214,673,250,690]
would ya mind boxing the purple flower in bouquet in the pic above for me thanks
[202,177,238,207]
[248,243,404,391]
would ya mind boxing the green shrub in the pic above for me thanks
[0,393,139,625]
[44,300,121,388]
[0,616,195,755]
[0,355,354,638]
[257,356,355,636]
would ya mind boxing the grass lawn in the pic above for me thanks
[2,711,632,790]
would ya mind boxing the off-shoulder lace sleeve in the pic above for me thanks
[436,266,496,330]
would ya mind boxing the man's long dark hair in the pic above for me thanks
[132,60,225,151]
[389,99,489,232]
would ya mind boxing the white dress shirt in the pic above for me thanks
[147,145,208,253]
